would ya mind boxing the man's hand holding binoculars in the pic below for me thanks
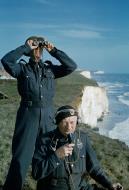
[44,41,54,52]
[27,39,39,50]
[26,37,54,52]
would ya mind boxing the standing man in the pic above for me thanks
[32,105,123,190]
[1,36,77,190]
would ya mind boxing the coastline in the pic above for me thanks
[92,73,129,147]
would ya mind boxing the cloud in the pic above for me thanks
[19,23,60,29]
[0,22,104,40]
[19,23,103,39]
[69,23,113,32]
[59,29,103,39]
[35,0,56,6]
[20,23,104,39]
[0,22,60,29]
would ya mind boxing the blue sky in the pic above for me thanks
[0,0,129,73]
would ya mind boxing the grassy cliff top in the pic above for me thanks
[0,72,129,190]
[54,71,98,108]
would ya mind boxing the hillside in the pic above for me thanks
[0,72,129,190]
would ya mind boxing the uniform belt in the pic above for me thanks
[50,177,68,186]
[20,100,50,107]
[37,177,68,188]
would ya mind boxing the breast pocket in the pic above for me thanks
[45,70,55,90]
[21,73,36,95]
[19,74,30,95]
[71,151,86,174]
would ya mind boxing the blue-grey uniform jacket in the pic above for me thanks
[1,44,77,108]
[1,44,77,137]
[32,128,113,190]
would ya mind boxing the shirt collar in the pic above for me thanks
[29,58,44,68]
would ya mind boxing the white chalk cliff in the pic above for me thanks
[80,71,91,79]
[78,86,109,128]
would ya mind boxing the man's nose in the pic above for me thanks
[66,122,72,129]
[37,49,41,56]
[36,47,42,55]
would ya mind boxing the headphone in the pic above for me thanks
[54,105,80,125]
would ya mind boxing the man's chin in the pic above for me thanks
[36,59,40,63]
[64,132,70,136]
[34,57,41,62]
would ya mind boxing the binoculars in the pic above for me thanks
[32,39,48,47]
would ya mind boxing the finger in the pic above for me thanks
[68,145,74,150]
[44,42,54,51]
[27,40,38,49]
[66,144,75,148]
[65,149,71,155]
[67,143,75,147]
[66,149,73,156]
[68,148,74,152]
[68,151,73,155]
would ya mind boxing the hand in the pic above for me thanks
[55,143,75,159]
[26,39,39,50]
[112,183,123,190]
[44,41,54,52]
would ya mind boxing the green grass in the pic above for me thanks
[54,71,98,108]
[82,125,129,188]
[0,72,129,190]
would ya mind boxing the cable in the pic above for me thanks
[64,158,76,190]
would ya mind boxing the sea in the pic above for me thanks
[92,73,129,147]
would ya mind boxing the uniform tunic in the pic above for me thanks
[1,44,77,190]
[32,128,113,190]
